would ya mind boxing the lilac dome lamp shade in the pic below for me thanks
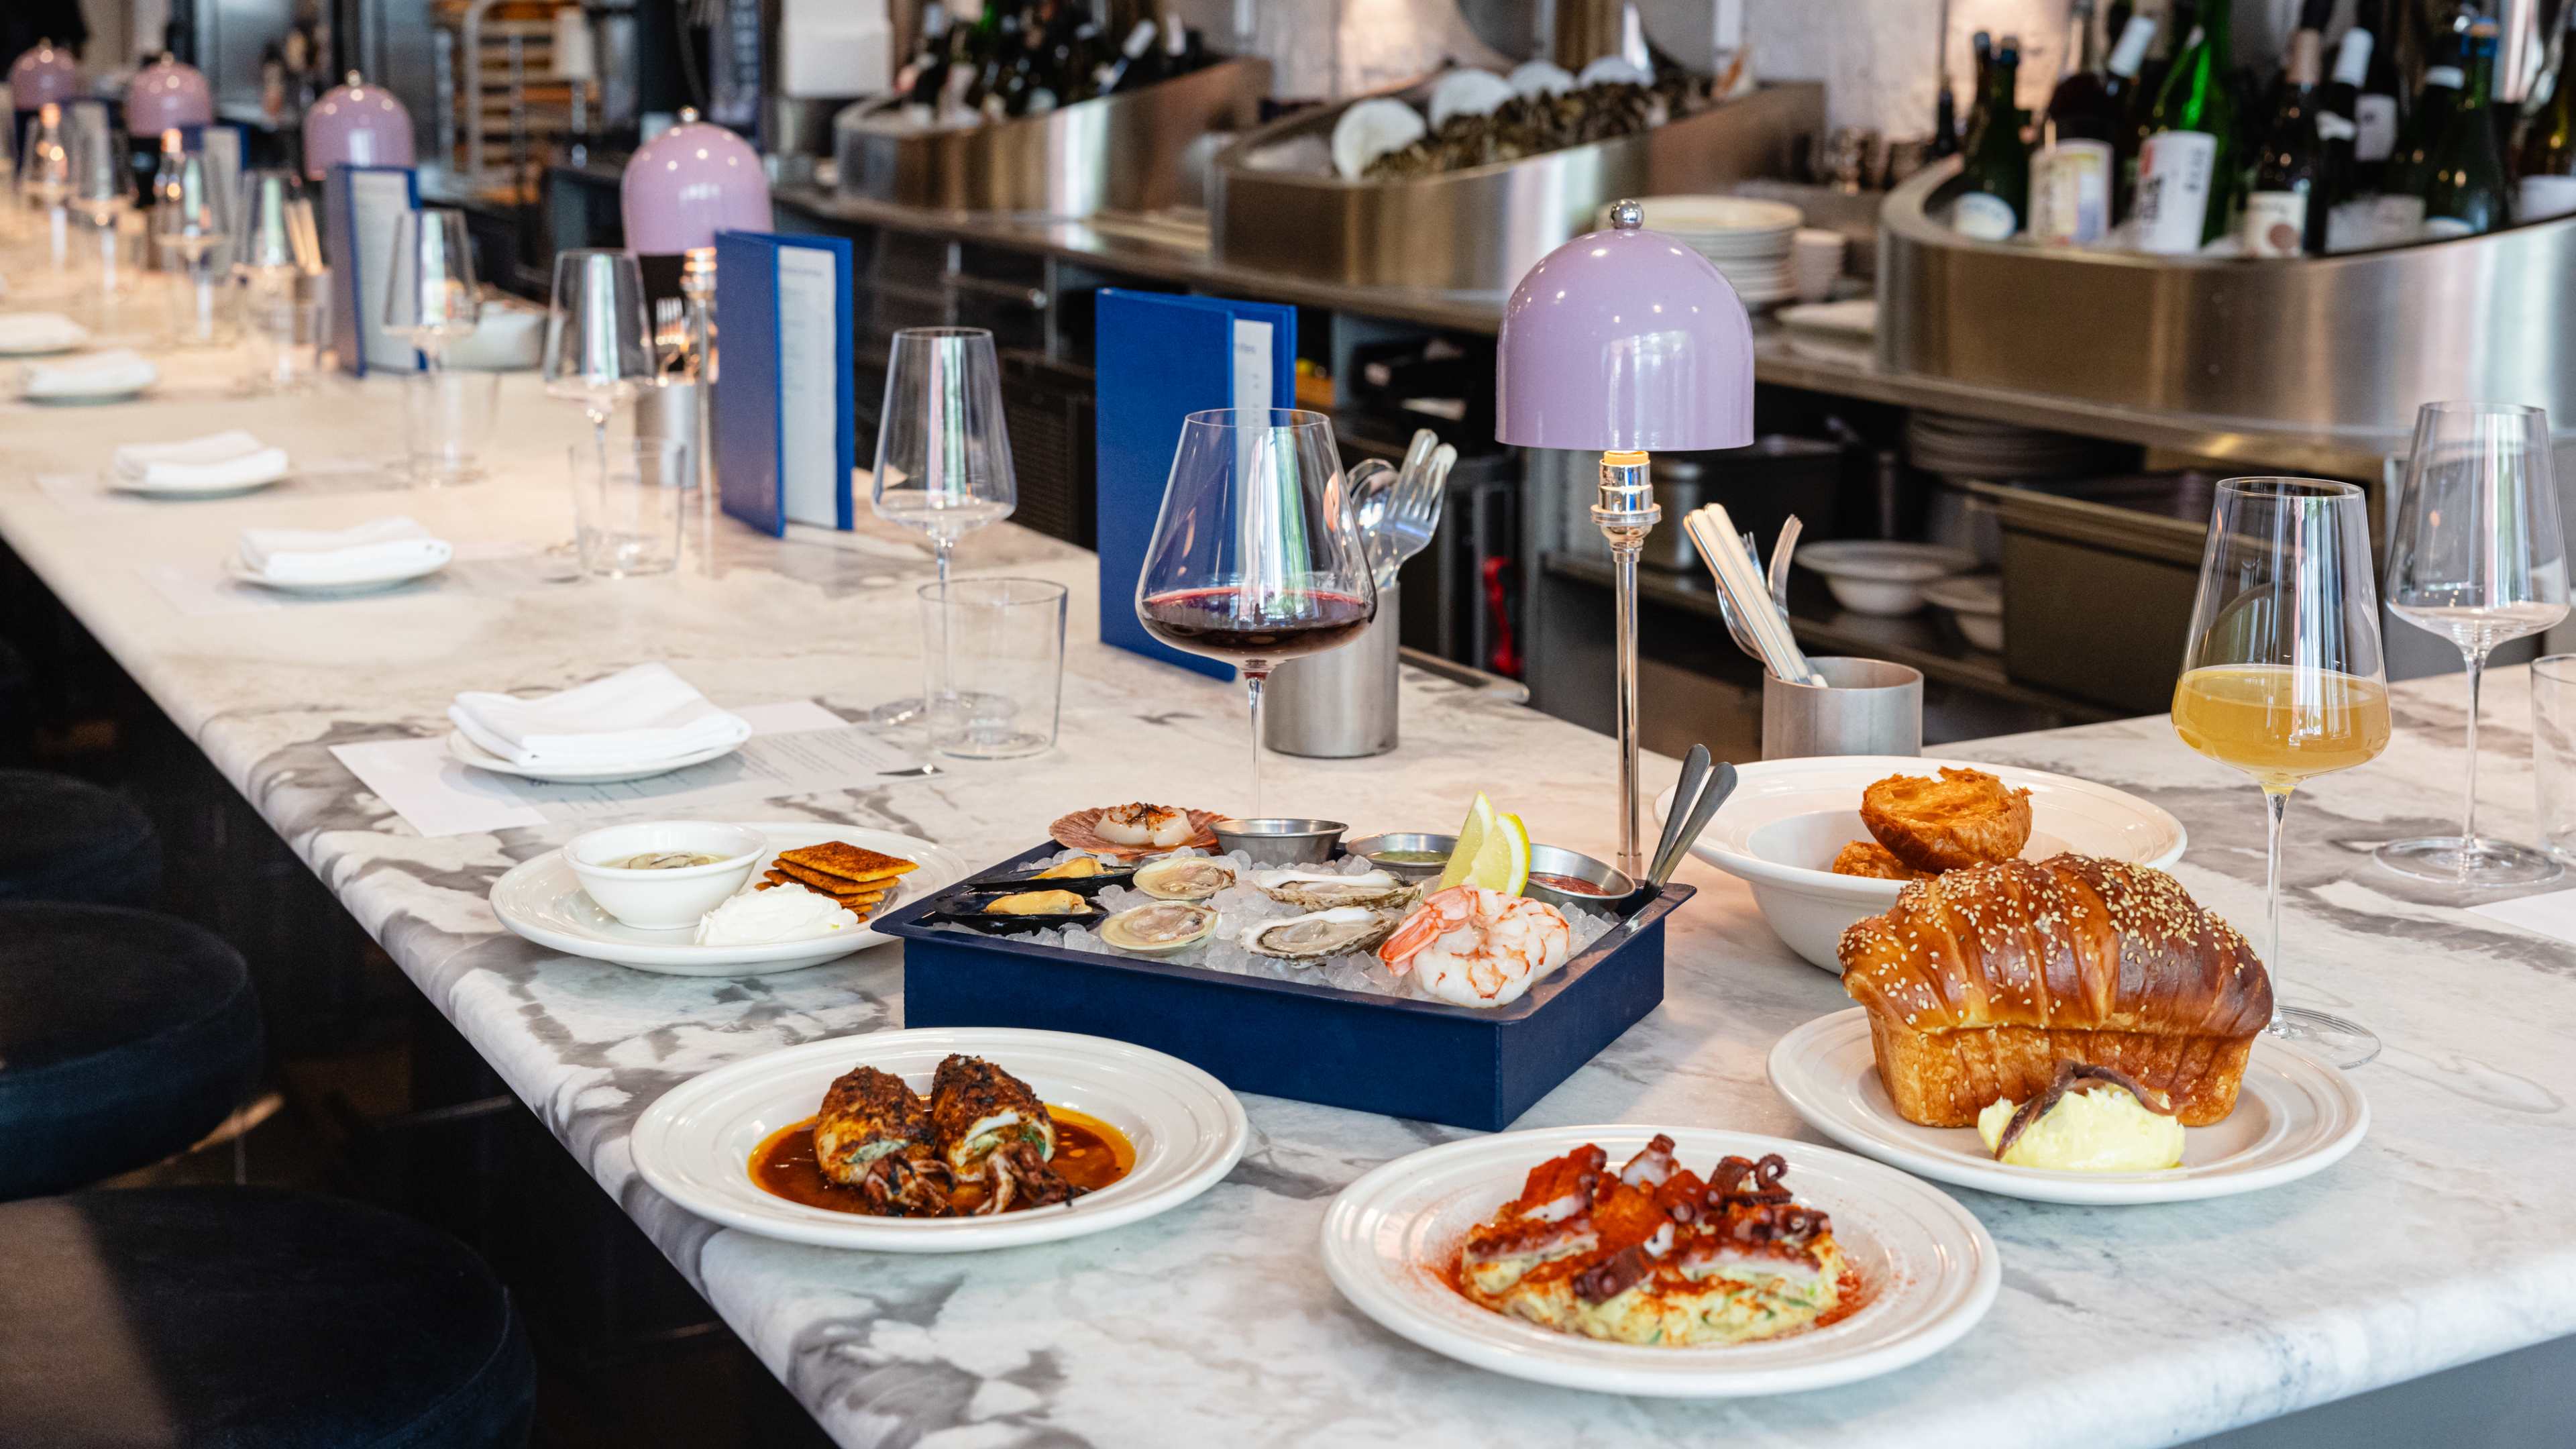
[9,41,80,110]
[125,55,214,134]
[302,73,415,181]
[1494,199,1756,877]
[620,109,772,255]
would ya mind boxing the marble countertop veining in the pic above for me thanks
[4,373,2575,1449]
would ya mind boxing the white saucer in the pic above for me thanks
[444,728,739,783]
[106,466,290,498]
[1766,1010,2371,1205]
[632,1026,1248,1251]
[227,548,450,596]
[488,821,967,975]
[1320,1124,1998,1397]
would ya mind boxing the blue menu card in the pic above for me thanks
[712,230,856,535]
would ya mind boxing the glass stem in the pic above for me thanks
[932,537,956,708]
[1244,670,1267,818]
[2263,786,2290,1032]
[2461,647,2488,849]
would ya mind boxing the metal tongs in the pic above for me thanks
[1682,504,1821,685]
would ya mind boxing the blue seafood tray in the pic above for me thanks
[879,843,1689,1131]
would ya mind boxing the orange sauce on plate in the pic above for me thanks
[749,1107,1134,1215]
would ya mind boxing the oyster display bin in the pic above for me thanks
[879,843,1688,1131]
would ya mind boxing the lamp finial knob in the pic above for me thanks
[1609,198,1644,231]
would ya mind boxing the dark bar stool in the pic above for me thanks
[0,769,162,908]
[0,635,28,764]
[0,1185,536,1447]
[0,904,262,1201]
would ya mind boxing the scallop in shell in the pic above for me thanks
[1133,856,1237,902]
[1239,906,1400,961]
[1099,902,1219,956]
[1251,867,1416,910]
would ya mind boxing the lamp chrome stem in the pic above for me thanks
[680,245,718,494]
[1592,449,1661,880]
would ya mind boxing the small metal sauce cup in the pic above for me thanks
[1210,817,1348,867]
[1342,832,1458,881]
[1519,844,1638,912]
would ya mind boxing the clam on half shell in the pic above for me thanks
[1098,902,1220,956]
[1133,856,1236,902]
[1251,867,1415,911]
[1239,906,1401,961]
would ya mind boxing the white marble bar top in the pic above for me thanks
[5,370,2575,1449]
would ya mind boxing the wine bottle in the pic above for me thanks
[2518,1,2576,219]
[2136,0,2239,253]
[1951,35,2029,239]
[900,4,953,121]
[1093,19,1158,97]
[2381,16,2467,226]
[2098,14,2157,223]
[2345,0,2402,191]
[1931,80,1962,159]
[1962,30,1996,154]
[2033,0,2120,244]
[2317,25,2371,209]
[2245,27,2328,257]
[2424,21,2511,237]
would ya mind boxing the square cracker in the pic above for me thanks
[771,859,896,897]
[775,840,919,884]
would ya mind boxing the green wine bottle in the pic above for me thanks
[1951,35,2029,239]
[2423,21,2510,237]
[2135,0,2239,252]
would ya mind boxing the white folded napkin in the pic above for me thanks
[111,431,293,491]
[23,349,158,398]
[237,517,452,583]
[441,301,544,372]
[448,663,753,769]
[0,312,90,354]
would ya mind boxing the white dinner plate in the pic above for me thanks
[444,728,741,782]
[632,1027,1248,1252]
[1767,1010,2371,1205]
[1662,755,2188,971]
[1320,1125,1998,1397]
[488,821,967,975]
[227,548,451,596]
[105,469,289,499]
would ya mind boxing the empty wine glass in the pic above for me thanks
[1135,408,1379,816]
[64,105,130,300]
[150,139,231,347]
[542,249,653,461]
[19,104,72,275]
[2376,402,2573,885]
[2171,478,2392,1068]
[386,208,486,483]
[869,326,1018,725]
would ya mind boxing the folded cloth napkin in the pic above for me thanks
[237,517,452,583]
[448,663,754,769]
[0,312,91,354]
[23,349,159,398]
[111,431,293,490]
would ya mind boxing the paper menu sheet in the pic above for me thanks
[2469,887,2576,949]
[776,244,843,527]
[330,701,926,837]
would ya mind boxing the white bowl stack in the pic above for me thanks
[1617,196,1805,311]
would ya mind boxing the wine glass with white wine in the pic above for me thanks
[2171,478,2392,1068]
[2375,402,2571,887]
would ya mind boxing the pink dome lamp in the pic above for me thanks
[9,40,81,111]
[619,107,772,255]
[301,72,415,180]
[126,53,214,134]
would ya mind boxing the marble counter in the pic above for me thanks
[4,372,2575,1449]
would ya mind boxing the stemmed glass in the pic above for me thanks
[2171,478,2393,1068]
[64,107,130,303]
[542,249,653,465]
[385,208,486,482]
[1135,408,1379,816]
[150,142,231,347]
[869,327,1018,726]
[2376,402,2571,886]
[233,170,323,392]
[19,105,72,276]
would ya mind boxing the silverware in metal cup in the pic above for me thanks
[1212,817,1348,866]
[1761,657,1923,758]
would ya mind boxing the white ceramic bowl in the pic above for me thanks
[1661,755,2187,972]
[1794,541,1978,616]
[1921,574,2004,651]
[564,820,765,930]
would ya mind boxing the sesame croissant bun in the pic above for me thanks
[1838,855,2273,1128]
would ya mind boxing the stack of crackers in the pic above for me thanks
[755,841,919,921]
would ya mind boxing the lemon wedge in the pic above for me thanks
[1439,794,1530,896]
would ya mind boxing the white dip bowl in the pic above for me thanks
[565,821,765,930]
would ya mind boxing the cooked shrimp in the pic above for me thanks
[1378,886,1574,1008]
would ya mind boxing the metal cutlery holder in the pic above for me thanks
[1761,657,1923,759]
[1264,591,1401,759]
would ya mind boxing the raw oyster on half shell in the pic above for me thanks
[1133,856,1237,902]
[1098,902,1220,956]
[1239,906,1402,960]
[1250,867,1416,910]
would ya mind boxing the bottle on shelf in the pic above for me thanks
[900,3,953,121]
[1962,30,1996,154]
[1950,34,2028,239]
[2245,25,2329,257]
[2135,0,2239,253]
[1931,79,1961,160]
[2318,23,2373,209]
[2033,0,2126,244]
[2380,10,2469,228]
[1093,18,1159,97]
[2424,21,2511,236]
[2518,0,2576,219]
[2349,0,2402,192]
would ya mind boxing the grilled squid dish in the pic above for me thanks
[755,1055,1122,1220]
[930,1054,1071,1210]
[810,1067,955,1217]
[1458,1136,1844,1347]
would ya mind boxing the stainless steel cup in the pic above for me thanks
[1762,656,1923,758]
[1262,588,1399,759]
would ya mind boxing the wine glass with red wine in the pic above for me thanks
[1135,408,1379,815]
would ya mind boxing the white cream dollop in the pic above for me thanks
[694,885,860,946]
[1976,1083,2187,1172]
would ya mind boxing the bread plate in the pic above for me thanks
[1320,1125,1998,1397]
[1768,1010,2369,1205]
[1661,755,2186,972]
[632,1027,1247,1252]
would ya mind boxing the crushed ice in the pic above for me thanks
[927,848,1620,1006]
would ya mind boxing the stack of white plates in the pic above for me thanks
[1615,196,1805,309]
[1904,411,2124,482]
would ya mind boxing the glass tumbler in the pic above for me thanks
[570,438,690,578]
[241,288,324,394]
[920,578,1067,759]
[2537,655,2576,865]
[401,367,503,485]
